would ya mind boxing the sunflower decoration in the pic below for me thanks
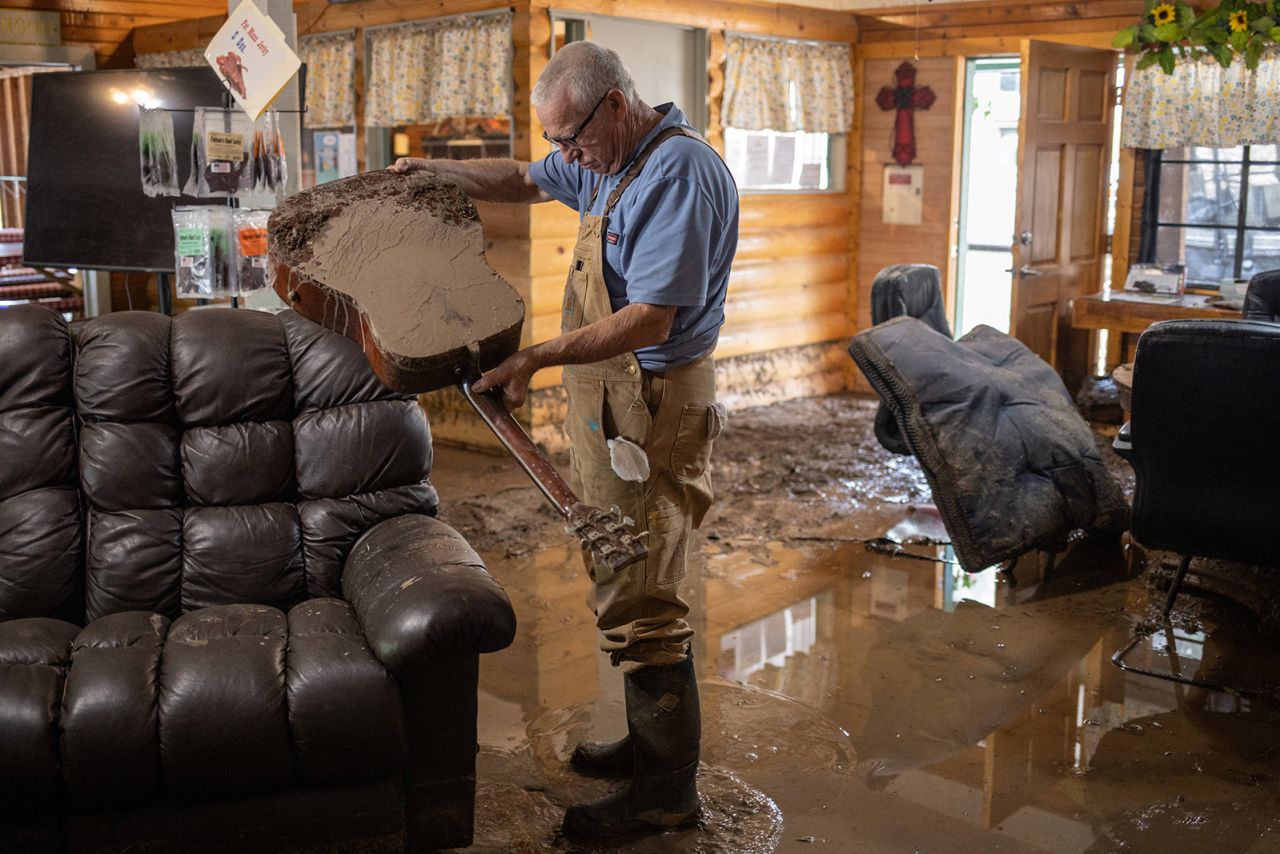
[1150,3,1177,26]
[1228,9,1250,32]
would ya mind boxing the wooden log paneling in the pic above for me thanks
[738,193,850,229]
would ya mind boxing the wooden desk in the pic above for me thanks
[1071,290,1239,368]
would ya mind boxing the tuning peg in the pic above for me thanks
[598,543,615,555]
[621,516,634,527]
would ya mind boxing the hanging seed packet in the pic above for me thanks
[173,206,237,297]
[194,106,252,197]
[233,208,270,292]
[139,107,179,197]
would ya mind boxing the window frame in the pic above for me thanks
[1139,145,1280,289]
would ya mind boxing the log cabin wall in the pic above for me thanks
[128,1,1149,446]
[848,0,1142,391]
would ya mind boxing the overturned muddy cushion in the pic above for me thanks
[268,171,524,393]
[849,317,1127,572]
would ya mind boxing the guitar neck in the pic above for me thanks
[458,380,578,518]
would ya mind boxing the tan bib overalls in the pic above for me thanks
[561,126,724,671]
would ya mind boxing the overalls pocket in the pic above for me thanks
[564,375,611,468]
[670,402,726,482]
[562,259,589,331]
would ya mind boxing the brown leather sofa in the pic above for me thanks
[0,305,516,853]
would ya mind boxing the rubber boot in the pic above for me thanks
[569,734,632,778]
[561,655,701,841]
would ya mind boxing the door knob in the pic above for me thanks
[1005,265,1045,277]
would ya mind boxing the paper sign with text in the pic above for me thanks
[204,0,300,121]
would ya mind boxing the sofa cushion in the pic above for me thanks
[0,618,79,802]
[60,611,169,804]
[0,306,80,623]
[158,604,295,799]
[50,602,405,808]
[68,308,438,623]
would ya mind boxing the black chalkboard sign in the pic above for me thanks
[24,67,229,273]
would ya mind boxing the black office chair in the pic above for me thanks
[1111,317,1280,694]
[869,265,952,454]
[1243,268,1280,322]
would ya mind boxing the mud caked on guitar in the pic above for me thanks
[267,171,647,573]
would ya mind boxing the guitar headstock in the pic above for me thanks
[566,503,648,573]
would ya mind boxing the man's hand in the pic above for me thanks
[472,348,543,410]
[388,157,435,175]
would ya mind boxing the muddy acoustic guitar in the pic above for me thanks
[267,170,648,573]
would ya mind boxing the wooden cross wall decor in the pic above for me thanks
[876,61,935,167]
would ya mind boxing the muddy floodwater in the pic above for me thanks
[433,393,1280,853]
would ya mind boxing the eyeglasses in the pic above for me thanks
[541,91,610,149]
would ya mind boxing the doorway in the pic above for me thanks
[954,57,1020,337]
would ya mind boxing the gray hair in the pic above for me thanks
[532,40,639,114]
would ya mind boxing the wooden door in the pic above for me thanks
[1011,41,1116,394]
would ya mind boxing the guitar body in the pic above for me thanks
[268,171,647,572]
[268,171,523,392]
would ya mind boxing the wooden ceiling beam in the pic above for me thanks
[855,0,1142,35]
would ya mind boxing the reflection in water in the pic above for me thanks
[716,595,821,682]
[463,525,1280,853]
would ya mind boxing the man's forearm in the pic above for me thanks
[402,157,546,204]
[527,303,675,370]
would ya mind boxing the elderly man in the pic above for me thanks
[391,40,737,842]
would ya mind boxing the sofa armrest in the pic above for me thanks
[342,514,516,674]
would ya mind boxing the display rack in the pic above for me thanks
[153,67,306,314]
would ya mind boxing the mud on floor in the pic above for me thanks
[437,392,1135,560]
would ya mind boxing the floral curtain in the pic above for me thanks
[1123,48,1280,148]
[722,35,853,134]
[135,48,205,69]
[299,32,355,129]
[364,13,512,127]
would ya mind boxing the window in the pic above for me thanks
[723,127,841,192]
[721,35,852,193]
[1141,145,1280,288]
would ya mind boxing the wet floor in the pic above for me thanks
[431,395,1280,853]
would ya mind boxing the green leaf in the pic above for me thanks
[1246,34,1266,66]
[1231,29,1251,51]
[1113,25,1138,48]
[1206,27,1229,43]
[1180,4,1197,28]
[1136,50,1161,70]
[1155,21,1183,41]
[1139,23,1158,40]
[1270,25,1280,39]
[1215,43,1235,65]
[1158,45,1177,73]
[1251,15,1275,30]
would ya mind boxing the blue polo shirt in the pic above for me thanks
[529,104,739,372]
